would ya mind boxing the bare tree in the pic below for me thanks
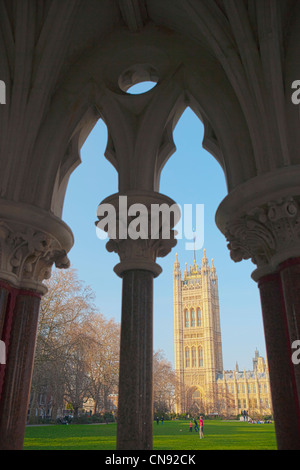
[153,350,176,415]
[62,323,92,417]
[85,315,120,414]
[29,268,119,420]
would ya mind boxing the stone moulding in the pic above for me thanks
[0,201,73,294]
[118,0,148,33]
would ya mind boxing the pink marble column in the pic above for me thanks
[278,258,300,414]
[0,282,41,450]
[0,282,17,401]
[258,273,300,450]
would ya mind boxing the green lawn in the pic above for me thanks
[23,420,277,450]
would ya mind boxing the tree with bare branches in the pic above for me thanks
[153,350,176,415]
[29,268,120,421]
[85,314,120,414]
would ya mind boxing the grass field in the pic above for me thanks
[24,420,277,450]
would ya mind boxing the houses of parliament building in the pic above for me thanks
[173,251,272,417]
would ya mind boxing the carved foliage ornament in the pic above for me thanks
[225,198,300,268]
[0,222,70,286]
[105,213,178,278]
[97,192,180,277]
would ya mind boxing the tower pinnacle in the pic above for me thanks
[202,248,209,268]
[174,252,180,272]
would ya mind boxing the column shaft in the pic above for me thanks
[116,270,154,450]
[258,273,300,450]
[0,285,10,397]
[279,258,300,408]
[0,286,41,450]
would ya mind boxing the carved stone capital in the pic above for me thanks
[0,201,73,294]
[223,197,300,280]
[96,191,180,277]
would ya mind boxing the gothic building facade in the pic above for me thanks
[173,252,272,417]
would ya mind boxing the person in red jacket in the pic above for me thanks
[199,417,204,439]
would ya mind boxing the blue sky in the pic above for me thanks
[62,105,266,372]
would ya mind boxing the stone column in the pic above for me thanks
[0,287,41,450]
[257,273,300,449]
[0,282,14,399]
[97,191,180,450]
[0,203,73,449]
[117,269,154,449]
[278,258,300,409]
[216,193,300,449]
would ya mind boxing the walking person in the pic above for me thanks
[189,420,193,432]
[199,416,204,439]
[194,418,199,432]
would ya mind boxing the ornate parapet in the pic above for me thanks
[0,200,73,294]
[96,190,180,277]
[215,169,300,281]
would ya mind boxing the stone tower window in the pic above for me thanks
[197,308,202,327]
[184,309,189,328]
[191,308,196,327]
[198,347,203,367]
[192,347,197,367]
[185,348,190,368]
